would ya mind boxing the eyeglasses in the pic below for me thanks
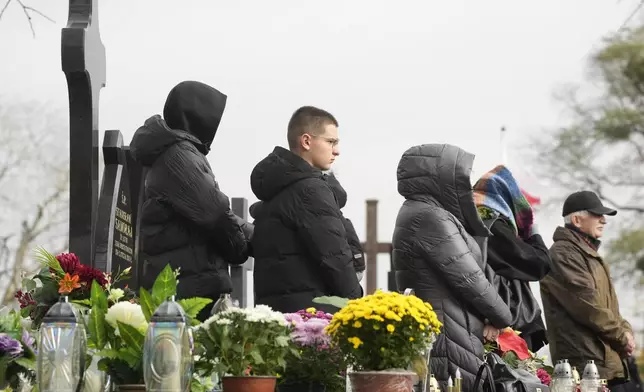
[311,134,339,147]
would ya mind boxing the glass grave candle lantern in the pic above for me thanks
[37,296,87,392]
[210,293,234,316]
[143,296,193,392]
[403,288,432,392]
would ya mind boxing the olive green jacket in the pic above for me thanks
[540,226,632,380]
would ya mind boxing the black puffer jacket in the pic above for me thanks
[250,147,362,313]
[325,172,365,273]
[130,81,252,320]
[392,144,512,392]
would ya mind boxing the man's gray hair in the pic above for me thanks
[564,210,589,225]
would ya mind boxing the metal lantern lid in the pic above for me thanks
[42,296,78,323]
[582,360,600,379]
[151,296,186,323]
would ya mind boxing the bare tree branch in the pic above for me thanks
[0,0,10,21]
[0,0,54,37]
[0,99,68,304]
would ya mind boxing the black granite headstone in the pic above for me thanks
[124,146,145,290]
[62,0,106,265]
[93,130,135,283]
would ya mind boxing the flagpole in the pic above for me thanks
[500,126,508,166]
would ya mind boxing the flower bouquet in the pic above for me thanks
[280,308,346,392]
[84,264,212,388]
[0,308,36,390]
[325,290,442,392]
[484,328,553,386]
[193,305,298,392]
[15,248,134,328]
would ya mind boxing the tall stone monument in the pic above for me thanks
[62,0,106,266]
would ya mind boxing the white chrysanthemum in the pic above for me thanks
[197,305,286,329]
[195,316,214,330]
[245,305,287,325]
[105,302,148,332]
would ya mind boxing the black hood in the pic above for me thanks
[251,147,322,201]
[130,115,204,166]
[163,81,227,151]
[325,172,347,208]
[397,144,489,236]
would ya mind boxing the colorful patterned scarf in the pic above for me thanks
[473,165,534,240]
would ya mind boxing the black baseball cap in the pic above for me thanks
[562,191,617,217]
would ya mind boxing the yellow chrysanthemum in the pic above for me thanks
[347,336,363,349]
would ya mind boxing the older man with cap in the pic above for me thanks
[541,191,636,392]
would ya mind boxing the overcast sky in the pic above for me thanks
[1,0,640,322]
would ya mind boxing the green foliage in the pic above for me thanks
[189,373,215,392]
[138,265,211,326]
[177,298,212,326]
[86,278,146,385]
[534,23,644,278]
[150,265,177,305]
[86,264,211,385]
[193,307,298,378]
[0,309,36,389]
[281,345,346,392]
[138,288,155,321]
[88,282,107,350]
[33,247,64,278]
[608,227,644,283]
[312,296,349,309]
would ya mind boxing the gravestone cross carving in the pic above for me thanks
[362,199,393,294]
[62,0,107,265]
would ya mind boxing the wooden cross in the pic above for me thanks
[361,199,394,294]
[62,0,107,265]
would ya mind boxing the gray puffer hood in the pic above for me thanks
[397,143,489,237]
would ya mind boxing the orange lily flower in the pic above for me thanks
[59,273,81,294]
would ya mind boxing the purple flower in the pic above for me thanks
[289,316,331,347]
[315,311,333,320]
[0,334,23,358]
[284,313,304,325]
[304,318,328,335]
[21,329,35,354]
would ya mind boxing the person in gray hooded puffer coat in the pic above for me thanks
[392,144,512,392]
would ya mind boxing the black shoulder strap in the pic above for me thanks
[473,361,497,392]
